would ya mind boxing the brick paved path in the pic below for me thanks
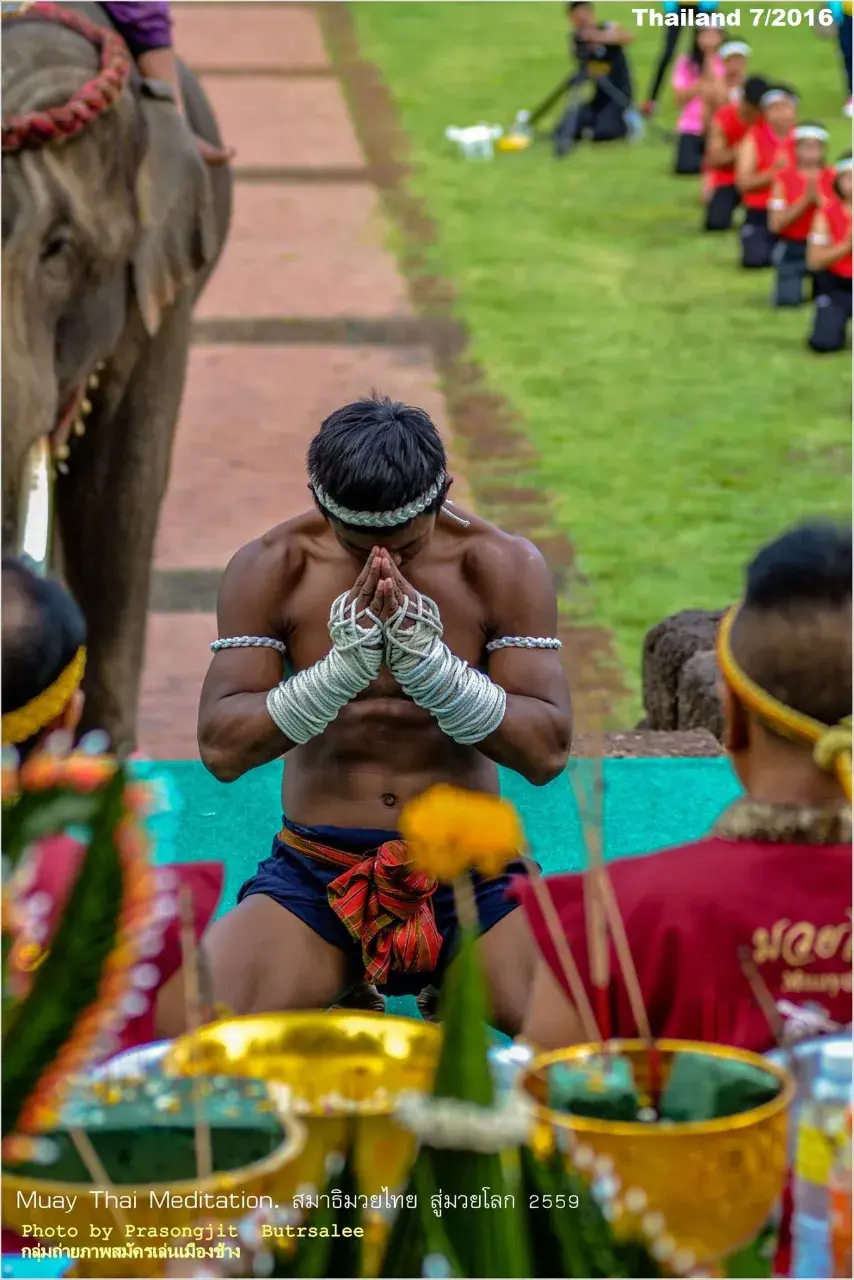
[139,2,471,758]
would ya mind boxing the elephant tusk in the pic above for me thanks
[17,437,53,576]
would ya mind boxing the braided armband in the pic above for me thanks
[265,594,382,745]
[385,593,506,746]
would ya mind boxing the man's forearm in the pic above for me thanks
[476,695,572,787]
[199,692,294,782]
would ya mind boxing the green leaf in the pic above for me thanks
[2,770,127,1138]
[272,1143,364,1279]
[425,1147,530,1278]
[725,1221,776,1279]
[379,1152,463,1279]
[432,924,494,1107]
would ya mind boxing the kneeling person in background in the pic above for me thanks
[703,72,765,231]
[556,1,635,153]
[807,154,853,353]
[736,85,797,268]
[768,124,833,307]
[671,28,724,176]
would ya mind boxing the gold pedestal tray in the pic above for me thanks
[3,1098,306,1279]
[168,1010,441,1269]
[521,1039,795,1268]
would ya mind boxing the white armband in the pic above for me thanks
[265,593,382,744]
[384,593,506,746]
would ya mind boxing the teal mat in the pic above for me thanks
[152,760,741,1016]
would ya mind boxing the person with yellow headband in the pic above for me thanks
[514,521,851,1055]
[2,557,87,757]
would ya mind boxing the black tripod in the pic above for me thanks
[525,68,642,157]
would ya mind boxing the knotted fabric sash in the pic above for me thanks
[281,828,442,984]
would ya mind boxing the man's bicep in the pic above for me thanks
[203,545,288,700]
[486,540,568,707]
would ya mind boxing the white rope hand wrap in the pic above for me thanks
[265,593,382,745]
[385,592,506,746]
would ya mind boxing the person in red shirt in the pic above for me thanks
[768,123,834,307]
[736,84,798,268]
[807,153,853,352]
[703,73,767,232]
[1,557,224,1047]
[515,520,852,1055]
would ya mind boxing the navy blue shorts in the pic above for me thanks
[237,816,529,996]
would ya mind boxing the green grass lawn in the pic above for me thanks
[352,2,851,708]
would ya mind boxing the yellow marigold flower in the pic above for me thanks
[400,784,526,883]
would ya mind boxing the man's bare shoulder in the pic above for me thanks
[461,517,551,591]
[220,512,322,597]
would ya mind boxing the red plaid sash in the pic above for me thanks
[281,828,442,984]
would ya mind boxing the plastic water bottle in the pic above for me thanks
[792,1040,854,1279]
[829,1108,852,1278]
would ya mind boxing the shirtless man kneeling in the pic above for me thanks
[162,396,572,1035]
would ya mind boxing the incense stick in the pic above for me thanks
[178,885,213,1180]
[737,946,787,1047]
[522,857,602,1046]
[69,1127,130,1234]
[574,760,612,1040]
[569,759,662,1098]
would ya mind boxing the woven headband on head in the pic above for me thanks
[717,607,852,801]
[311,474,447,528]
[1,646,87,746]
[761,89,798,108]
[1,3,132,154]
[835,157,853,174]
[720,42,751,59]
[793,125,829,143]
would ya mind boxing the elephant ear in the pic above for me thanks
[133,95,218,338]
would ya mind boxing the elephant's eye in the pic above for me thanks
[40,226,75,264]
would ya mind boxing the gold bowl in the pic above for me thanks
[521,1039,795,1267]
[167,1012,441,1199]
[2,1105,306,1279]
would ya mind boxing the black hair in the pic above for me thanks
[732,522,852,727]
[306,395,447,533]
[834,152,852,197]
[2,558,86,759]
[688,27,723,68]
[743,75,769,106]
[568,3,592,11]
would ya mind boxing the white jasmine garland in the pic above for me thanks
[394,1090,534,1152]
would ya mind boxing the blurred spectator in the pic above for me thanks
[768,124,833,307]
[829,1,853,116]
[2,557,86,758]
[556,1,635,153]
[703,74,767,232]
[736,85,798,268]
[1,557,224,1053]
[671,28,724,175]
[642,0,721,115]
[807,154,853,352]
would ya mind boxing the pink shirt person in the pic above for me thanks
[673,52,725,135]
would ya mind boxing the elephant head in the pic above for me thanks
[1,11,217,558]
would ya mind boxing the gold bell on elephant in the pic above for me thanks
[168,1012,442,1269]
[521,1039,795,1268]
